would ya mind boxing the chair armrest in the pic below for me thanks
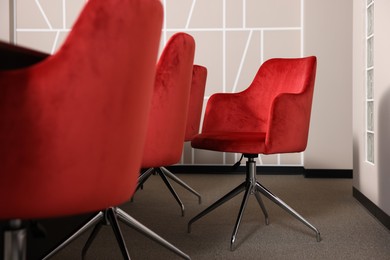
[265,92,313,153]
[201,91,264,133]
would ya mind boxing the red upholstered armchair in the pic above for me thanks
[188,56,321,250]
[0,0,189,259]
[137,64,207,215]
[141,33,195,168]
[136,33,204,216]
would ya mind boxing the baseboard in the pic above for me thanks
[166,165,352,178]
[304,169,353,178]
[166,165,304,174]
[353,187,390,230]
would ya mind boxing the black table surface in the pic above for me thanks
[0,41,49,70]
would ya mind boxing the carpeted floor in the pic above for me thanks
[50,173,390,259]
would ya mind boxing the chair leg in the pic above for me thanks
[188,182,246,233]
[246,155,269,226]
[115,208,191,260]
[137,168,155,191]
[131,168,154,202]
[81,221,103,260]
[3,219,26,260]
[160,167,202,204]
[230,183,251,251]
[254,191,269,225]
[135,167,201,216]
[157,167,186,216]
[255,182,321,242]
[42,212,104,260]
[106,207,131,260]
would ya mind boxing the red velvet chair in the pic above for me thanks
[188,56,321,250]
[0,0,189,259]
[137,33,199,217]
[149,65,207,211]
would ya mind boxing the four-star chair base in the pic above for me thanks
[43,207,190,260]
[138,167,202,216]
[188,154,321,251]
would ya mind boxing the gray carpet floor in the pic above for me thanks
[50,173,390,260]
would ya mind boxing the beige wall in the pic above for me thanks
[304,0,353,169]
[1,0,353,170]
[12,0,85,52]
[0,0,11,41]
[353,0,390,215]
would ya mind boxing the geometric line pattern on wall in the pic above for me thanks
[15,0,85,53]
[14,0,305,166]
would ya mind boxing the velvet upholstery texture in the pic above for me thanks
[191,56,317,155]
[184,65,207,141]
[141,33,195,168]
[0,0,163,219]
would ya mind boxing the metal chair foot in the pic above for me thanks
[316,232,321,242]
[161,167,202,203]
[158,168,186,216]
[42,212,104,260]
[116,208,191,259]
[188,182,246,233]
[256,181,321,242]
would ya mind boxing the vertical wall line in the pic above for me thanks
[9,0,16,43]
[62,0,66,29]
[232,30,252,93]
[301,0,305,166]
[185,0,196,29]
[256,62,262,164]
[222,0,227,166]
[163,0,167,44]
[222,0,227,93]
[301,0,304,57]
[260,29,264,63]
[51,31,60,54]
[243,0,246,28]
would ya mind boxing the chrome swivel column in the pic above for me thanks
[188,155,321,250]
[3,219,26,260]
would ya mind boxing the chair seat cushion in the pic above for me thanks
[191,132,266,154]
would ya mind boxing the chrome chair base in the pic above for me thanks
[137,167,201,216]
[43,207,190,260]
[3,219,26,260]
[188,155,321,251]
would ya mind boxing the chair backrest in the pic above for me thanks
[246,57,316,133]
[0,0,163,219]
[142,33,195,168]
[252,56,317,153]
[184,65,207,141]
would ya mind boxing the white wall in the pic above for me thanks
[0,0,10,41]
[1,0,353,170]
[353,0,390,215]
[304,0,353,170]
